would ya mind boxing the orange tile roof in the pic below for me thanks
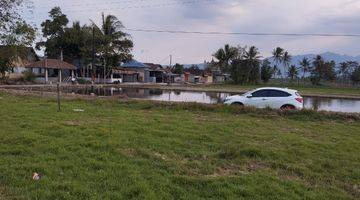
[26,59,76,70]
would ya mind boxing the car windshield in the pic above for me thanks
[242,91,253,96]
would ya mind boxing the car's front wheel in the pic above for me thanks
[231,102,244,107]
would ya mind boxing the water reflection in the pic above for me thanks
[304,97,360,113]
[28,86,360,113]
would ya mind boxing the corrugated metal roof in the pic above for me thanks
[121,60,149,68]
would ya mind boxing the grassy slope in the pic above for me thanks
[193,84,360,97]
[0,93,359,199]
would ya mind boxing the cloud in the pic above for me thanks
[28,0,360,64]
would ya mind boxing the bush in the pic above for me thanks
[21,70,36,82]
[77,78,91,84]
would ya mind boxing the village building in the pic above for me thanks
[118,60,150,83]
[145,63,166,83]
[212,70,230,83]
[26,59,76,84]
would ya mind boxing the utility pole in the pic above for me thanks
[92,26,95,80]
[168,55,172,84]
[59,50,63,83]
[103,57,106,84]
[57,50,62,112]
[169,54,172,68]
[57,82,61,112]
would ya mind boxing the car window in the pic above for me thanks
[252,90,269,97]
[268,90,291,97]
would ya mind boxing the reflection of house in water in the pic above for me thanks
[121,88,150,98]
[174,90,181,95]
[149,89,164,96]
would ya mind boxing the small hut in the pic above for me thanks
[26,59,76,84]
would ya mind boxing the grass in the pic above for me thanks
[0,92,359,199]
[194,83,360,97]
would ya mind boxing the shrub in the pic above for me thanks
[21,70,36,82]
[77,78,90,84]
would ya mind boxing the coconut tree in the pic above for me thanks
[92,13,133,80]
[243,46,261,83]
[339,62,349,85]
[272,65,278,78]
[272,47,285,81]
[213,44,238,73]
[299,57,311,79]
[272,47,284,67]
[282,51,292,77]
[288,65,298,82]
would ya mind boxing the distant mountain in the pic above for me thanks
[183,63,206,69]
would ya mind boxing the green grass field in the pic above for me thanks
[0,92,359,199]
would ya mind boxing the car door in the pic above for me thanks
[267,90,292,109]
[247,89,270,108]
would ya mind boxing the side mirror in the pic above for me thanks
[246,95,252,98]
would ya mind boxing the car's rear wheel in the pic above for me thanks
[281,105,296,111]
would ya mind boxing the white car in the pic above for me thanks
[224,87,304,110]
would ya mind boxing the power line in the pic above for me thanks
[124,28,360,38]
[36,0,153,9]
[40,0,216,13]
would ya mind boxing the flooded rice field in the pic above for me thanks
[59,87,360,113]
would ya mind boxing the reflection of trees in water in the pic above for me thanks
[149,89,164,96]
[206,92,223,104]
[310,98,320,111]
[308,97,333,111]
[174,90,181,96]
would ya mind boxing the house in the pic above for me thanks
[145,63,166,83]
[0,46,38,79]
[212,70,230,83]
[119,60,150,83]
[203,74,213,84]
[26,59,76,84]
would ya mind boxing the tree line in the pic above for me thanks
[0,2,133,79]
[36,7,133,78]
[209,44,360,85]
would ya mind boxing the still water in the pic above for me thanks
[62,87,360,113]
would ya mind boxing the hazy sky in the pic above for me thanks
[26,0,360,64]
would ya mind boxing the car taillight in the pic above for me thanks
[295,98,303,103]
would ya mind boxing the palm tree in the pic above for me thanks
[272,47,284,68]
[282,51,292,77]
[273,65,278,78]
[92,13,133,80]
[213,44,238,73]
[288,65,298,81]
[311,55,324,85]
[244,46,261,83]
[299,57,311,79]
[339,62,349,84]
